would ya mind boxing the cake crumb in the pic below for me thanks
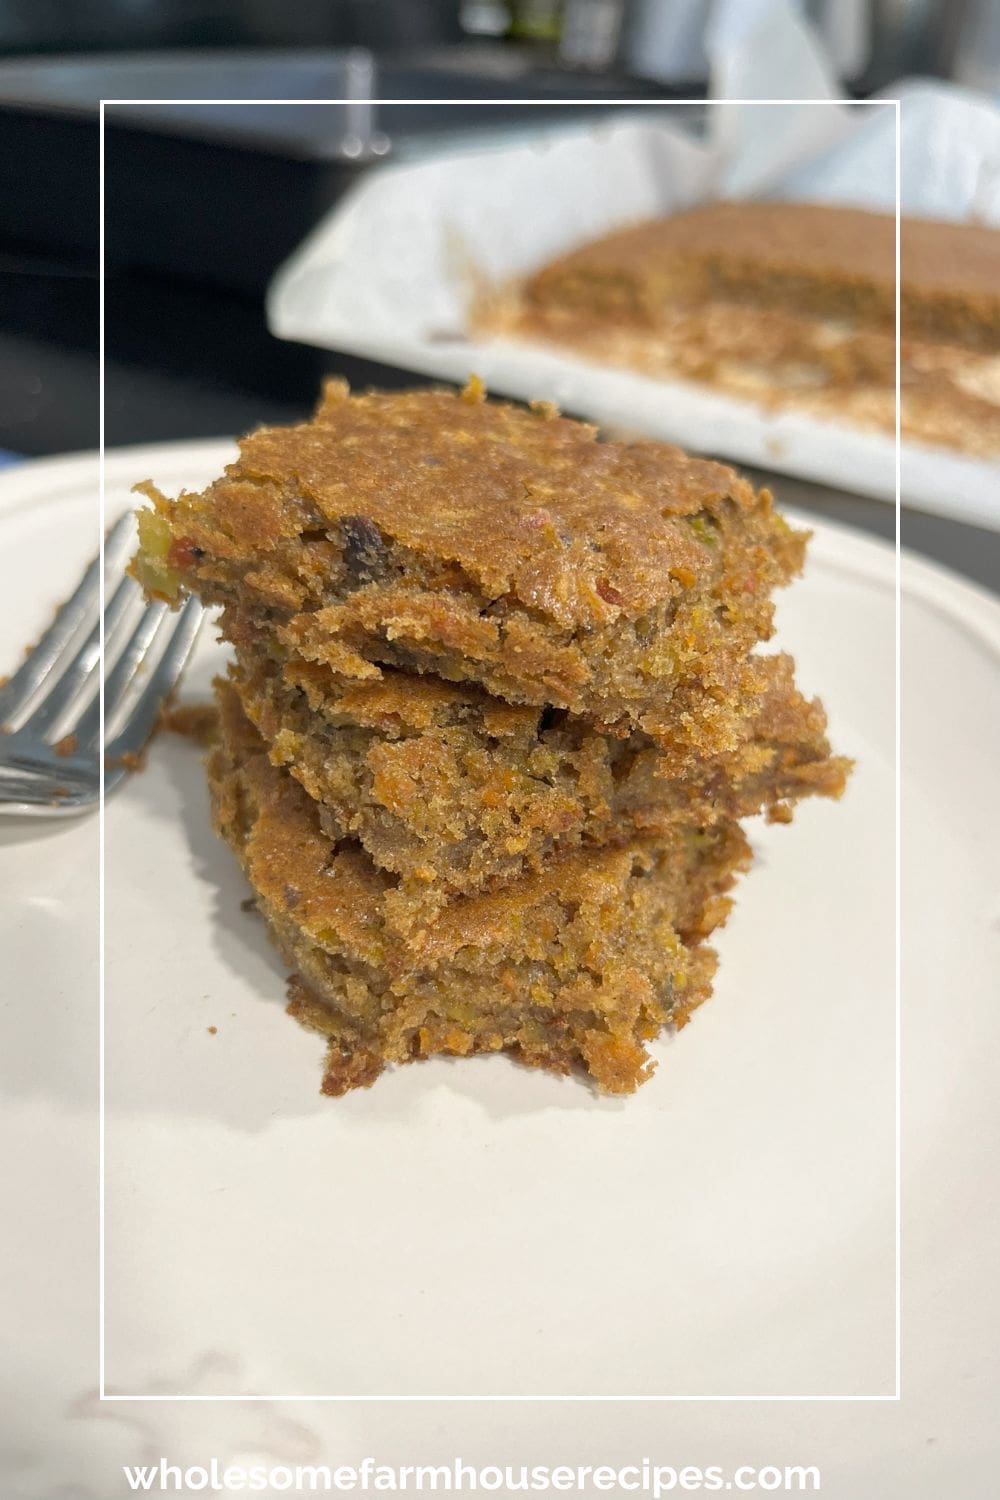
[106,747,146,771]
[529,398,560,420]
[461,373,486,403]
[207,1025,218,1035]
[161,701,218,746]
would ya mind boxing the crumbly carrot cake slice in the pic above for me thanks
[227,645,848,904]
[132,382,806,735]
[208,679,750,1096]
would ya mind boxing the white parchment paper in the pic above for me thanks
[267,0,1000,530]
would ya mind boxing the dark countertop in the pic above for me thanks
[1,265,998,598]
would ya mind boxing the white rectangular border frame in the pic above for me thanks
[98,94,902,1403]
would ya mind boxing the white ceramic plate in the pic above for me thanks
[1,443,998,1493]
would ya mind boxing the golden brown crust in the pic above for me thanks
[901,215,1000,345]
[231,383,760,622]
[521,201,1000,346]
[132,385,806,727]
[524,202,892,324]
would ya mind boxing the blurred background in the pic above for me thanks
[0,0,998,584]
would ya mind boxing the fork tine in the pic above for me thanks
[20,572,145,739]
[103,597,204,761]
[0,512,205,818]
[0,511,134,727]
[73,596,168,751]
[0,762,103,814]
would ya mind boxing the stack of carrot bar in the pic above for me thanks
[133,379,849,1096]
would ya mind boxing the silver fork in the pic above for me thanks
[0,512,204,816]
